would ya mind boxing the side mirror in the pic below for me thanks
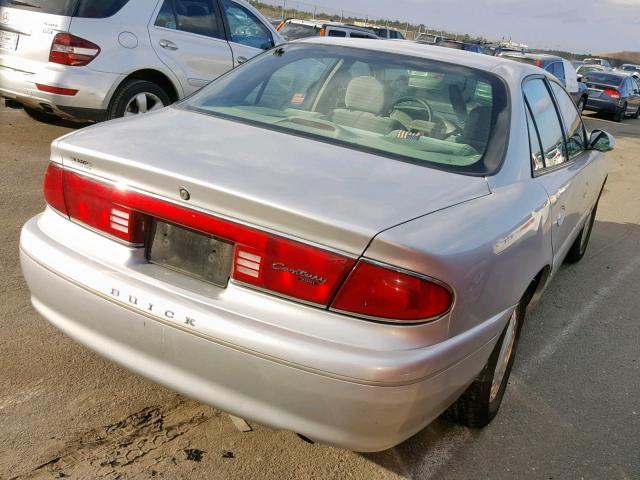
[589,130,615,152]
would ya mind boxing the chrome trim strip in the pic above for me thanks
[0,24,31,35]
[60,164,359,259]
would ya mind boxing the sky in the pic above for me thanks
[280,0,640,53]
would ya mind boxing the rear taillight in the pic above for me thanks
[43,163,67,215]
[331,261,453,321]
[43,166,452,319]
[49,33,100,66]
[604,88,620,99]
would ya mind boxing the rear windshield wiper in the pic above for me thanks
[8,0,41,8]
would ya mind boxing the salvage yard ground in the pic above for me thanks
[1,104,639,479]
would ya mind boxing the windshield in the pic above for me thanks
[278,22,319,40]
[182,44,508,175]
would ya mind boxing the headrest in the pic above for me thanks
[345,76,385,114]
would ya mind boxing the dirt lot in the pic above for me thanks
[1,104,639,479]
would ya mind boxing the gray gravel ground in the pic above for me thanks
[1,104,639,479]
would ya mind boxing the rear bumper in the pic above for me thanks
[585,96,620,113]
[20,210,510,451]
[0,62,122,120]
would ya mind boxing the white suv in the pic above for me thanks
[0,0,281,122]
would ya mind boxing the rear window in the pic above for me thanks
[0,0,76,15]
[0,0,129,17]
[278,22,319,40]
[182,44,509,176]
[583,73,623,87]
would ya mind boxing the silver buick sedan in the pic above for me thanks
[20,38,612,452]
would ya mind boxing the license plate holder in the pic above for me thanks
[147,220,234,288]
[0,31,19,52]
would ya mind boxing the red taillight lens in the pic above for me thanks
[35,84,78,96]
[331,261,453,321]
[43,163,68,215]
[49,33,100,66]
[604,88,620,99]
[62,172,148,244]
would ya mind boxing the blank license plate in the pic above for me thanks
[0,31,19,52]
[147,220,234,288]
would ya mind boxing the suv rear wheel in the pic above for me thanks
[107,79,170,120]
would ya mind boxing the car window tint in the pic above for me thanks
[526,102,545,171]
[549,82,585,159]
[278,22,318,40]
[523,79,566,168]
[75,0,130,18]
[349,32,374,38]
[155,0,223,39]
[221,0,273,49]
[327,30,347,37]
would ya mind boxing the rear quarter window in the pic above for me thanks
[74,0,130,18]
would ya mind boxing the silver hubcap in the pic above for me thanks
[124,92,164,116]
[490,309,518,402]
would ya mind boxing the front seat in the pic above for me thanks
[457,106,492,151]
[332,76,403,135]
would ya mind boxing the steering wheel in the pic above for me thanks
[390,96,434,123]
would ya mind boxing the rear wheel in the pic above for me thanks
[613,103,626,122]
[565,202,597,263]
[445,300,526,428]
[107,79,170,120]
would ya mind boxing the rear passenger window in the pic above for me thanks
[549,82,585,159]
[327,30,347,37]
[523,78,566,168]
[155,0,223,39]
[75,0,130,18]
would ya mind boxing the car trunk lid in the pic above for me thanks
[54,107,492,255]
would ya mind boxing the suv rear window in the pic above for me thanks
[182,44,509,176]
[0,0,130,17]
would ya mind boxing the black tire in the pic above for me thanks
[23,106,60,124]
[565,202,598,264]
[613,104,626,123]
[106,79,170,120]
[633,105,640,120]
[445,300,526,428]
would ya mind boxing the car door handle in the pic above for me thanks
[236,56,248,65]
[159,39,178,51]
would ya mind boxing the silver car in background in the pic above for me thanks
[0,0,281,122]
[20,39,611,452]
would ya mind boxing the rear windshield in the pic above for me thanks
[0,0,129,17]
[278,22,319,40]
[182,44,509,175]
[583,73,623,87]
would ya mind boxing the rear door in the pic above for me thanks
[148,0,233,96]
[218,0,274,68]
[524,77,586,270]
[0,0,73,72]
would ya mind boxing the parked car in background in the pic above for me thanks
[276,19,378,40]
[583,71,640,122]
[21,38,611,452]
[584,58,612,70]
[500,53,588,110]
[619,64,640,74]
[435,39,487,54]
[414,33,446,44]
[0,0,281,122]
[349,22,405,39]
[577,64,605,76]
[571,60,584,69]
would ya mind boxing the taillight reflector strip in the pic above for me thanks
[36,84,78,96]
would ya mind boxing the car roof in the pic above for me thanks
[296,37,526,73]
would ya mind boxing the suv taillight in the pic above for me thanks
[331,261,453,321]
[43,165,452,320]
[49,33,100,66]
